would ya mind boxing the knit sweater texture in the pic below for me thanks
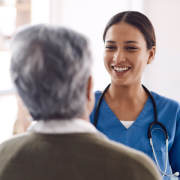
[0,132,161,180]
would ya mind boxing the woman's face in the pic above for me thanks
[103,22,155,86]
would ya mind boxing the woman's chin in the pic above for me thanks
[111,79,131,87]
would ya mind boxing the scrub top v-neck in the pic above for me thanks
[90,91,180,180]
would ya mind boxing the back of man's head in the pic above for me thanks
[10,24,92,121]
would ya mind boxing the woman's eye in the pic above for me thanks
[126,46,138,50]
[105,46,116,50]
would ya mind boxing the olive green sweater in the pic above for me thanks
[0,132,161,180]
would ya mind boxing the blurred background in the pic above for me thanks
[0,0,180,145]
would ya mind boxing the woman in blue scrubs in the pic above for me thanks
[90,11,180,180]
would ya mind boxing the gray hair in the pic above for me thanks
[10,24,92,120]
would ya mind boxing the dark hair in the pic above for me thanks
[103,11,156,50]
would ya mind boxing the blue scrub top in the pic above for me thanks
[90,91,180,180]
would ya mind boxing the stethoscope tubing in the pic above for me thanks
[142,85,168,140]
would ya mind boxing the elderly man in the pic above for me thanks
[0,25,161,180]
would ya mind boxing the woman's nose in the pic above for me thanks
[113,50,126,63]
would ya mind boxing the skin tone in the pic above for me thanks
[80,76,95,121]
[103,22,155,121]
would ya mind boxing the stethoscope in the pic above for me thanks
[93,84,179,178]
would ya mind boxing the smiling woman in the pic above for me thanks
[103,22,155,91]
[90,11,180,180]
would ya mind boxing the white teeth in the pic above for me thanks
[114,67,129,72]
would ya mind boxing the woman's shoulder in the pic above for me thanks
[151,91,179,103]
[94,90,102,95]
[94,91,102,100]
[150,91,180,110]
[90,91,103,123]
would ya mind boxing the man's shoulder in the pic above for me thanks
[1,132,32,145]
[93,134,152,163]
[76,133,154,168]
[0,132,35,153]
[91,135,161,179]
[105,139,153,165]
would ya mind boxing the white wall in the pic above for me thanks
[143,0,180,102]
[31,0,50,24]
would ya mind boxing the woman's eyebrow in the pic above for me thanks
[125,41,139,44]
[106,40,139,44]
[105,40,116,43]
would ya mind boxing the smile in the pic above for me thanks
[113,66,130,72]
[111,66,131,75]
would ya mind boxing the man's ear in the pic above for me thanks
[87,76,94,101]
[86,76,95,116]
[147,46,156,64]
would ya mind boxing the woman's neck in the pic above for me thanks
[107,81,148,105]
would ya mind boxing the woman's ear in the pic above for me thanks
[147,46,156,64]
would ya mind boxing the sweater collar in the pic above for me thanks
[28,118,107,139]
